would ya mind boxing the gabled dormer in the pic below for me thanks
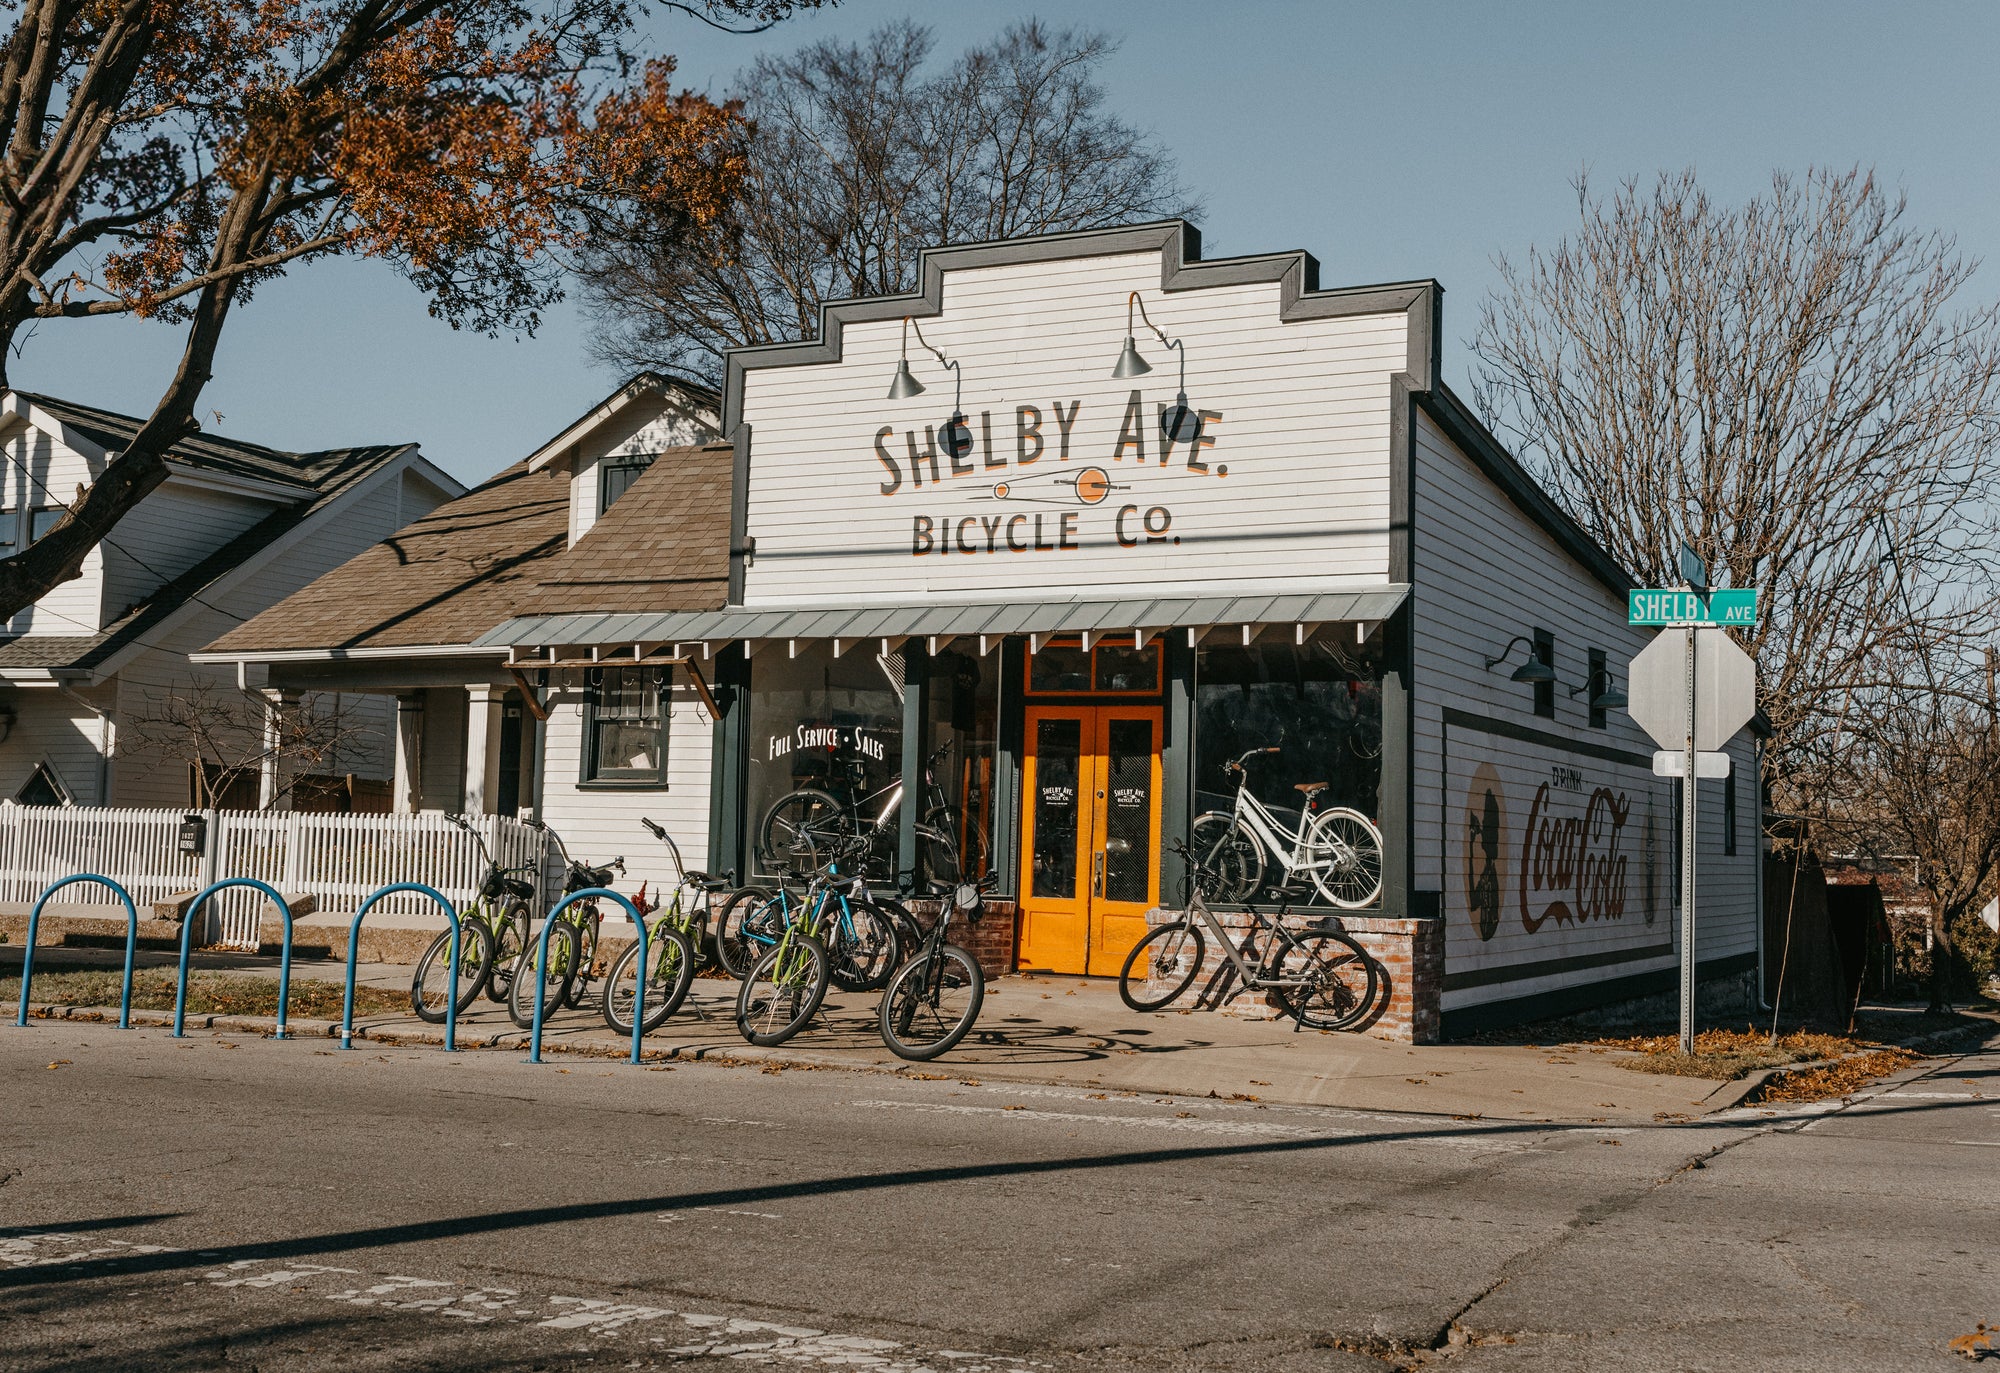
[522,373,720,546]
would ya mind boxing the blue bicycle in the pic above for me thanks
[719,861,900,993]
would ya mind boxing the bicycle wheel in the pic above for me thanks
[1303,808,1384,909]
[601,925,697,1034]
[879,943,985,1061]
[1270,928,1379,1031]
[563,913,600,1009]
[714,887,782,980]
[508,921,579,1030]
[1118,920,1207,1012]
[410,920,492,1024]
[1190,812,1262,904]
[825,898,900,992]
[758,788,851,875]
[922,804,985,883]
[483,903,527,1004]
[736,935,830,1046]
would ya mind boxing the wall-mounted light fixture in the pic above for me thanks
[1484,635,1556,684]
[887,316,969,460]
[1111,292,1200,442]
[1568,666,1629,710]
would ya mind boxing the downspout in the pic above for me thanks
[1754,733,1768,1010]
[55,677,111,804]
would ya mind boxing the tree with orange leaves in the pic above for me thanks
[0,0,816,619]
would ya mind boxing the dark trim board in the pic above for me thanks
[720,219,1441,432]
[1441,951,1758,1038]
[1445,941,1674,992]
[1442,706,1652,770]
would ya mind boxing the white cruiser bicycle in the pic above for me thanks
[1190,746,1384,908]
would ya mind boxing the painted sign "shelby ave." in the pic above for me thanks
[1627,589,1758,627]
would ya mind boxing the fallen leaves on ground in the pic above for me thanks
[1584,1028,1858,1080]
[1754,1046,1918,1103]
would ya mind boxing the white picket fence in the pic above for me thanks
[0,803,550,949]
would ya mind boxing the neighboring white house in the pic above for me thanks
[0,390,460,809]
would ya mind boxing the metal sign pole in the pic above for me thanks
[1680,623,1698,1055]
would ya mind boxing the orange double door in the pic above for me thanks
[1016,705,1163,976]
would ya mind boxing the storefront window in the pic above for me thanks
[1027,639,1160,694]
[920,647,1000,884]
[745,646,905,880]
[1193,637,1385,907]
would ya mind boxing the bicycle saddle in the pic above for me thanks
[1293,781,1328,794]
[685,871,733,892]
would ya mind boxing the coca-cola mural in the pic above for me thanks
[1460,756,1662,943]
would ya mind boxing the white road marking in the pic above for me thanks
[0,1230,1039,1370]
[1950,1140,2000,1147]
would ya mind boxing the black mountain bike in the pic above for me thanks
[878,875,993,1061]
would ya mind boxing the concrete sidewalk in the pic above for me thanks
[5,944,1765,1125]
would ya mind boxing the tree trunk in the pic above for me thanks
[1927,906,1955,1013]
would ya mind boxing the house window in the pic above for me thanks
[29,507,63,542]
[1725,766,1738,856]
[599,455,657,514]
[0,506,17,558]
[583,666,668,785]
[15,762,70,806]
[1532,628,1555,719]
[1587,647,1608,730]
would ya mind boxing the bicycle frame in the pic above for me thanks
[1182,882,1323,992]
[1225,785,1327,882]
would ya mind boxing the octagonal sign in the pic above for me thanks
[1627,627,1757,752]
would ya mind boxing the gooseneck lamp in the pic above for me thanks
[1484,634,1556,684]
[1570,666,1630,710]
[887,316,968,457]
[1112,292,1199,442]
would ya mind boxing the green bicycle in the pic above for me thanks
[410,814,537,1023]
[506,821,625,1029]
[734,863,843,1046]
[597,819,722,1034]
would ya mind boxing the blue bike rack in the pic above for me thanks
[14,874,141,1030]
[527,888,648,1067]
[173,879,295,1040]
[341,883,461,1053]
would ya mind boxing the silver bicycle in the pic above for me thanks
[1190,746,1383,908]
[1119,839,1379,1029]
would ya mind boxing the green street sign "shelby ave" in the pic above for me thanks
[1628,589,1759,627]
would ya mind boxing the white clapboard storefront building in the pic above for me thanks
[298,220,1761,1039]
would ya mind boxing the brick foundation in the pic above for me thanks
[1140,907,1442,1043]
[897,898,1019,978]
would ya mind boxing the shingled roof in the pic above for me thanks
[203,442,733,657]
[0,390,417,672]
[11,391,398,497]
[518,442,732,616]
[206,461,570,654]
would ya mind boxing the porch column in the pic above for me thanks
[392,694,424,814]
[257,690,300,811]
[463,684,503,815]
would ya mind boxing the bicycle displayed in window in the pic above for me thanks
[1189,746,1383,908]
[757,739,983,883]
[1120,839,1379,1030]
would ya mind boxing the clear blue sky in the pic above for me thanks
[14,1,2000,487]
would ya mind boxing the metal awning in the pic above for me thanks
[477,586,1409,657]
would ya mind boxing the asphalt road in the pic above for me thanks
[2,1023,1995,1373]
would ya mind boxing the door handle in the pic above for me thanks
[1093,849,1105,898]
